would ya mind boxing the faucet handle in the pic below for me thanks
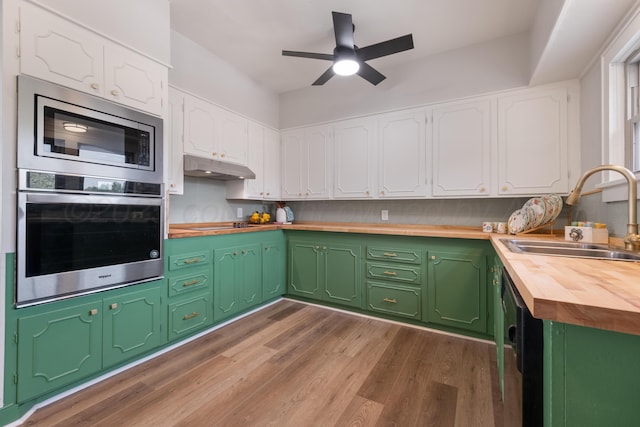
[624,233,640,251]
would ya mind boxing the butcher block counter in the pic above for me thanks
[168,221,640,335]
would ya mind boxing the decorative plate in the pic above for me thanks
[549,195,563,221]
[524,197,546,227]
[508,208,530,234]
[540,195,556,224]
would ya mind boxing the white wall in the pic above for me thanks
[170,30,279,129]
[279,32,531,129]
[529,0,565,79]
[29,0,170,63]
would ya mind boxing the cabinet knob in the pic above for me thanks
[221,153,226,158]
[109,303,118,310]
[91,83,99,90]
[89,308,98,316]
[431,255,436,260]
[380,190,385,195]
[501,186,508,192]
[265,246,270,251]
[170,183,175,188]
[260,192,264,196]
[212,152,218,157]
[242,249,247,255]
[234,251,238,256]
[323,246,327,250]
[479,187,486,193]
[266,192,270,196]
[110,89,119,97]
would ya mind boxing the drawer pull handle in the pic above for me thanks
[183,258,201,265]
[109,303,118,310]
[183,311,199,320]
[383,252,397,257]
[183,279,200,287]
[89,308,98,316]
[383,298,397,304]
[383,271,397,276]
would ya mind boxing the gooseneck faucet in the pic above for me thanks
[565,164,640,251]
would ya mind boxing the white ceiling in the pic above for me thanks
[170,0,542,94]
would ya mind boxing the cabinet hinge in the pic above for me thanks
[15,19,20,34]
[16,46,20,59]
[13,332,18,344]
[13,373,18,385]
[567,94,570,103]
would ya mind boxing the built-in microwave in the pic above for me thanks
[17,75,163,183]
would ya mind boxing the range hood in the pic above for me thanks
[183,154,255,180]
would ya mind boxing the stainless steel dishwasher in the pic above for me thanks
[502,268,543,426]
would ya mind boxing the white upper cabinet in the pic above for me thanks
[19,3,166,115]
[377,109,428,198]
[432,99,493,197]
[333,117,376,198]
[262,128,281,200]
[498,86,569,195]
[182,93,248,166]
[281,126,332,199]
[167,87,184,194]
[226,123,280,200]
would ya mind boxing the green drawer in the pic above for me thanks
[367,282,421,319]
[366,262,421,285]
[167,293,212,340]
[168,251,210,271]
[366,247,421,264]
[168,269,210,297]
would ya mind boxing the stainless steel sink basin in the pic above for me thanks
[500,239,640,262]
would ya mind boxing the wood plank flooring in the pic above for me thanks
[20,300,505,427]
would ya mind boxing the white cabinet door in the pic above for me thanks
[219,111,248,165]
[167,88,184,194]
[305,126,332,199]
[263,128,281,200]
[432,99,493,196]
[104,44,165,115]
[20,4,104,96]
[334,118,376,198]
[19,4,166,116]
[377,110,428,198]
[183,94,221,159]
[244,122,265,198]
[498,87,568,195]
[281,130,304,199]
[281,126,331,200]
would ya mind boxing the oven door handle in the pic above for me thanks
[22,192,163,206]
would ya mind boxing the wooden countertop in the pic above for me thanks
[491,234,640,336]
[169,221,640,335]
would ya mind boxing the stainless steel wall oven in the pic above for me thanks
[17,170,164,307]
[16,75,165,307]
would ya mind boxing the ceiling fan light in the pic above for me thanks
[333,59,360,76]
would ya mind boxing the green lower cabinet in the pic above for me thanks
[427,250,487,334]
[17,299,103,402]
[213,244,262,320]
[367,282,421,319]
[491,256,504,398]
[288,238,362,308]
[103,286,162,368]
[168,292,212,339]
[263,240,286,300]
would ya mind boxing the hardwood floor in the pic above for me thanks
[20,300,505,427]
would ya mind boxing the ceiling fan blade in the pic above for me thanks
[312,67,335,85]
[332,11,355,48]
[282,50,334,61]
[357,34,414,61]
[357,62,386,85]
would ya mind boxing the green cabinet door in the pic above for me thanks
[238,244,261,310]
[427,250,487,333]
[288,240,322,298]
[214,247,240,318]
[491,256,504,398]
[323,243,361,308]
[17,299,103,402]
[103,285,162,368]
[263,240,285,300]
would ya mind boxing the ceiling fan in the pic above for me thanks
[282,11,414,86]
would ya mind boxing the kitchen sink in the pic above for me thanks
[500,239,640,262]
[188,226,236,231]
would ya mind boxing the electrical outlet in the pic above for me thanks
[381,210,389,221]
[237,208,243,218]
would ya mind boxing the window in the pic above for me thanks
[625,52,640,172]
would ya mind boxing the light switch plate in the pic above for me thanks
[381,210,389,221]
[237,208,243,218]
